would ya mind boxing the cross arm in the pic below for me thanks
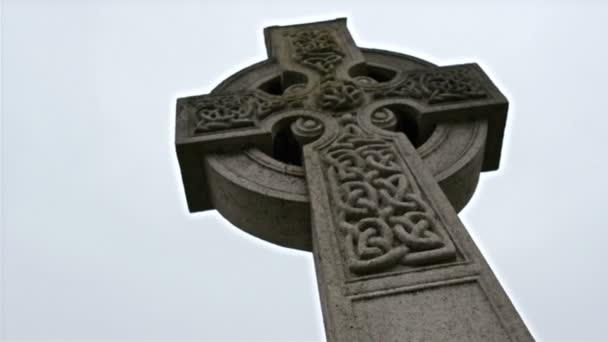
[368,63,508,170]
[263,18,366,79]
[175,90,289,212]
[175,92,277,152]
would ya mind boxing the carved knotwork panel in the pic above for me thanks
[285,29,345,74]
[322,113,457,276]
[182,91,307,134]
[370,67,489,104]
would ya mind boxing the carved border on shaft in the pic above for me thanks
[349,275,479,301]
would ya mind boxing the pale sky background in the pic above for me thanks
[2,1,608,341]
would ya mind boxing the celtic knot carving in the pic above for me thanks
[322,114,456,275]
[284,28,368,114]
[190,92,305,134]
[191,94,255,133]
[286,29,344,74]
[372,67,488,104]
[318,77,364,112]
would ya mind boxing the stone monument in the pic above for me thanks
[174,18,534,341]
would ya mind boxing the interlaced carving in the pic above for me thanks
[317,76,364,112]
[189,92,305,133]
[284,28,365,114]
[322,114,456,275]
[286,29,344,74]
[372,67,488,104]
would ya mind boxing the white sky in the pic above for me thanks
[2,1,608,341]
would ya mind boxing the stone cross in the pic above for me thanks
[175,18,533,341]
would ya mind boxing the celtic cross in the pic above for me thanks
[175,19,533,341]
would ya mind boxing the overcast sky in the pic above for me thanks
[2,1,608,341]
